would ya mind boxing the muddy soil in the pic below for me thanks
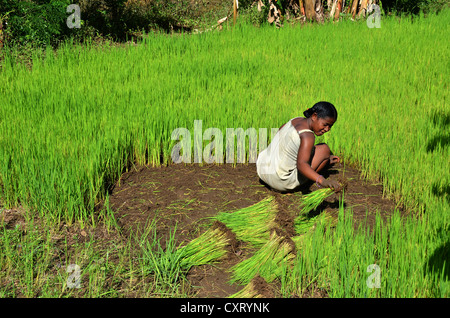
[107,162,401,297]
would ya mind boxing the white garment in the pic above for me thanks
[256,118,313,191]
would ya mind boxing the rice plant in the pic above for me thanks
[140,223,231,296]
[299,188,335,215]
[0,8,448,297]
[214,196,278,247]
[177,226,230,269]
[294,211,336,236]
[141,227,186,296]
[229,276,272,298]
[229,281,263,298]
[229,231,295,285]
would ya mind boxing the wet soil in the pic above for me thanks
[0,161,401,297]
[106,162,401,297]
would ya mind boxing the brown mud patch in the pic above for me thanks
[107,162,402,297]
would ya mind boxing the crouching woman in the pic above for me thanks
[256,101,341,192]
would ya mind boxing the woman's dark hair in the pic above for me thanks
[303,101,338,120]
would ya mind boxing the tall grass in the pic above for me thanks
[1,12,448,221]
[0,9,449,297]
[281,205,449,297]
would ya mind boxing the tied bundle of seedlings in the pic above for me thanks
[229,276,274,298]
[229,281,263,298]
[229,231,295,285]
[177,225,230,270]
[299,188,335,215]
[215,196,278,247]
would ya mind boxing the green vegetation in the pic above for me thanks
[0,0,73,47]
[1,10,448,223]
[382,0,450,15]
[140,224,232,296]
[0,8,448,297]
[298,188,335,215]
[0,0,231,47]
[2,0,448,50]
[281,206,449,297]
[230,231,295,285]
[215,196,277,247]
[177,225,230,268]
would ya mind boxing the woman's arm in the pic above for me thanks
[297,134,341,190]
[297,133,323,184]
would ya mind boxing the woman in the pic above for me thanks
[256,101,341,192]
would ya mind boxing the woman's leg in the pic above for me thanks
[310,143,332,172]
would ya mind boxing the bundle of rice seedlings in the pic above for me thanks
[299,188,335,215]
[290,235,304,250]
[177,226,230,270]
[215,196,278,247]
[229,281,262,298]
[229,231,295,285]
[229,276,274,298]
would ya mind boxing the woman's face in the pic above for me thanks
[311,115,336,136]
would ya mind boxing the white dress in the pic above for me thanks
[256,118,313,191]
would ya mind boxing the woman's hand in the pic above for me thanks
[329,155,340,165]
[320,178,342,192]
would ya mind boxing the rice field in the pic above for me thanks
[0,9,449,298]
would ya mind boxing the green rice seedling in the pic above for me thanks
[229,231,295,285]
[141,227,186,296]
[294,211,336,236]
[299,188,335,215]
[214,196,277,247]
[229,276,272,298]
[229,281,262,298]
[294,214,321,236]
[177,226,230,270]
[140,222,231,296]
[1,9,449,297]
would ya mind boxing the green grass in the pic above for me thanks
[281,205,449,298]
[0,211,133,297]
[1,12,448,221]
[0,9,449,297]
